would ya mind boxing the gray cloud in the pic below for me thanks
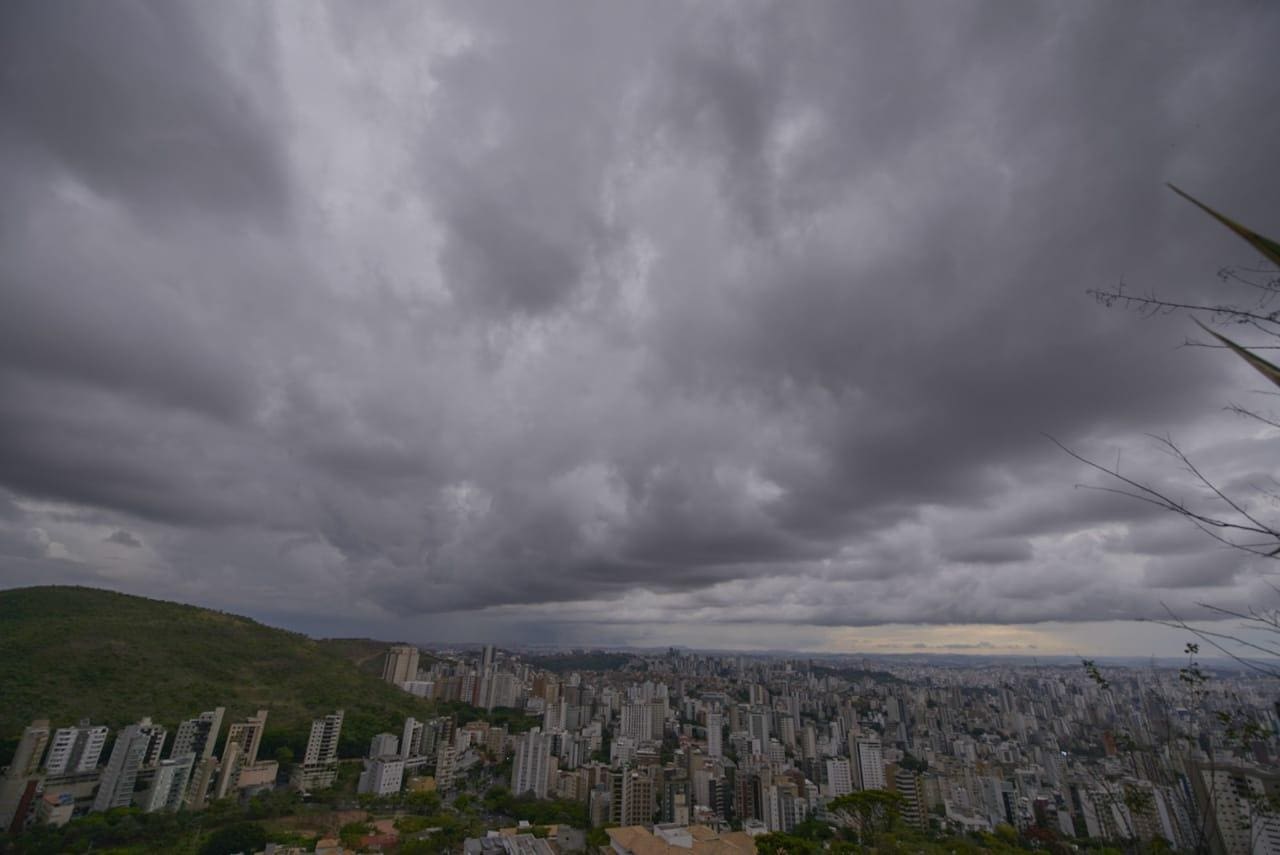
[105,530,143,548]
[2,1,1279,650]
[0,2,288,229]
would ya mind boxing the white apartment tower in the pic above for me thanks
[512,728,552,798]
[358,756,404,796]
[401,717,424,759]
[291,710,344,792]
[304,711,344,766]
[45,720,108,775]
[825,757,854,797]
[854,738,886,791]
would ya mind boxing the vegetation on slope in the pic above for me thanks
[317,636,439,676]
[0,586,434,763]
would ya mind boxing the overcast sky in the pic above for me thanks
[3,1,1280,656]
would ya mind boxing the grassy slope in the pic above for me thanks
[0,586,436,762]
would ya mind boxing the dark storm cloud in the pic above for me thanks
[943,539,1034,566]
[2,0,1280,644]
[0,1,288,228]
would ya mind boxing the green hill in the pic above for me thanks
[317,636,439,677]
[0,586,437,764]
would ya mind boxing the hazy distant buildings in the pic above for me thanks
[383,645,420,685]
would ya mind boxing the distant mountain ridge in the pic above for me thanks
[0,585,434,763]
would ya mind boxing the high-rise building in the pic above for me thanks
[357,756,404,796]
[140,755,195,813]
[215,708,268,797]
[186,757,220,811]
[1195,763,1280,855]
[92,718,166,812]
[293,710,344,792]
[854,738,886,791]
[224,710,268,767]
[490,672,519,709]
[778,714,796,748]
[825,757,854,797]
[401,717,424,759]
[435,744,458,792]
[764,781,807,833]
[748,711,770,747]
[620,702,654,742]
[734,772,762,822]
[801,725,818,761]
[512,728,552,798]
[0,720,50,830]
[891,767,927,830]
[45,720,107,776]
[171,707,224,764]
[303,711,343,767]
[383,645,420,685]
[618,769,656,826]
[706,713,723,758]
[6,720,50,780]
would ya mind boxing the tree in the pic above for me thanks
[199,821,268,855]
[829,790,905,840]
[1079,184,1280,674]
[753,832,819,854]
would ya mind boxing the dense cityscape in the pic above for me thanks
[2,641,1277,854]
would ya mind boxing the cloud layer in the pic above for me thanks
[3,1,1280,650]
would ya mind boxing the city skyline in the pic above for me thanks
[6,639,1277,851]
[3,2,1280,656]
